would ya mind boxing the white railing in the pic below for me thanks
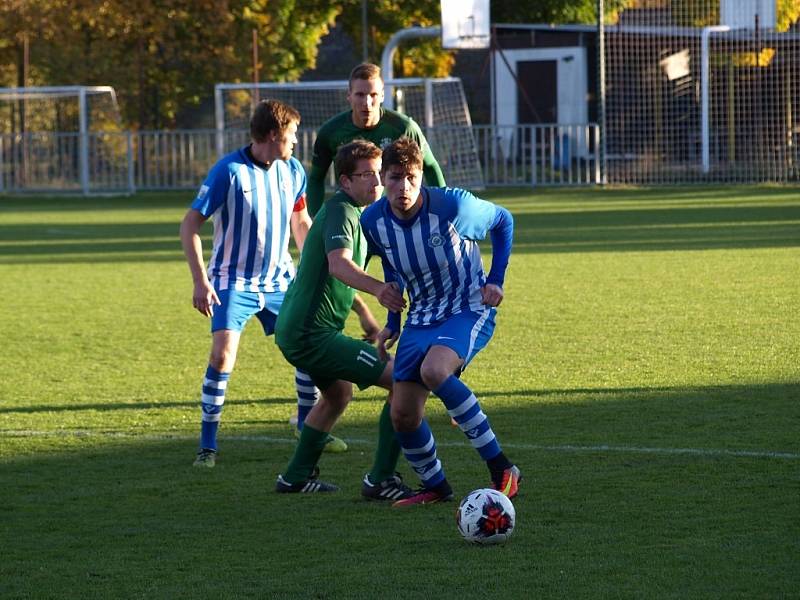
[0,124,601,194]
[473,124,601,187]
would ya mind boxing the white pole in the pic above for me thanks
[214,85,225,159]
[78,87,89,195]
[380,26,441,110]
[424,78,434,128]
[126,130,136,194]
[701,26,730,174]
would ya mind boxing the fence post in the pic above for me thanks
[126,131,136,194]
[79,88,90,195]
[530,125,537,186]
[597,0,608,185]
[214,86,225,159]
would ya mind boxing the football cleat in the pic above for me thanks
[491,465,521,499]
[392,483,454,507]
[192,448,217,468]
[361,473,414,501]
[275,469,339,494]
[293,428,348,453]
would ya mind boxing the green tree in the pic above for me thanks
[334,0,632,78]
[335,0,451,76]
[0,0,339,128]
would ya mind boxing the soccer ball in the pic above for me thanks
[456,488,515,545]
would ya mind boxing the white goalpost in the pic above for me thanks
[602,0,800,184]
[214,77,485,189]
[0,86,131,194]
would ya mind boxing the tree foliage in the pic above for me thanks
[0,0,338,128]
[336,0,452,77]
[4,1,798,128]
[335,0,632,78]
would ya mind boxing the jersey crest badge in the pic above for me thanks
[428,233,445,248]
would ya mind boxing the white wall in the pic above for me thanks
[493,47,589,158]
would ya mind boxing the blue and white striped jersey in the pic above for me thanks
[191,147,306,293]
[361,186,512,327]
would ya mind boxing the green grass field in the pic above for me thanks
[2,186,799,599]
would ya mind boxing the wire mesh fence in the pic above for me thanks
[602,0,800,183]
[0,124,600,194]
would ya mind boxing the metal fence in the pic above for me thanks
[0,124,600,194]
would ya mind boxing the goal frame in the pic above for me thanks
[0,86,127,194]
[213,77,484,189]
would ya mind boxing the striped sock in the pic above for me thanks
[434,375,501,461]
[199,365,230,451]
[295,369,319,431]
[395,418,445,489]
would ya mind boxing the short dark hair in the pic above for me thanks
[380,137,423,173]
[250,99,300,143]
[348,63,382,89]
[335,139,382,177]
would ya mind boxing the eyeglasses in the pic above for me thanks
[349,171,379,180]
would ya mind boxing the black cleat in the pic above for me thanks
[361,473,414,501]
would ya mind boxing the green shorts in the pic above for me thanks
[278,330,387,391]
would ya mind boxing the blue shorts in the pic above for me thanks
[393,308,496,385]
[210,289,285,335]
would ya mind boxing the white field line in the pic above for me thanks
[3,430,799,460]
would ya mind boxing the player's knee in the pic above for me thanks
[319,385,351,414]
[208,348,236,372]
[324,394,350,414]
[419,361,450,390]
[391,404,421,432]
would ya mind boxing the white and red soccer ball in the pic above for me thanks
[456,488,516,545]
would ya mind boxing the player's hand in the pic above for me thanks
[377,327,399,362]
[193,280,221,317]
[480,283,504,307]
[359,311,381,343]
[376,282,406,313]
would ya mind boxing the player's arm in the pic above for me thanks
[350,293,380,342]
[421,142,446,187]
[452,190,514,307]
[290,204,312,253]
[327,248,405,313]
[481,205,514,306]
[307,134,334,218]
[375,258,403,360]
[179,208,220,317]
[407,119,446,186]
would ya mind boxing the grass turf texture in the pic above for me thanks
[2,186,799,598]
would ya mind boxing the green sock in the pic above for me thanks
[283,424,329,484]
[368,402,402,483]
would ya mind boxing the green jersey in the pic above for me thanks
[275,190,368,347]
[306,108,446,216]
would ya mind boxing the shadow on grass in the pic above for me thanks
[510,204,800,253]
[7,382,797,454]
[2,189,800,264]
[0,396,295,415]
[3,380,799,597]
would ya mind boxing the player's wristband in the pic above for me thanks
[386,310,401,333]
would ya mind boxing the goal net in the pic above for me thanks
[0,86,130,193]
[602,0,800,183]
[215,77,484,189]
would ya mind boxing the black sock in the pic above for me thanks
[487,452,513,486]
[430,479,453,497]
